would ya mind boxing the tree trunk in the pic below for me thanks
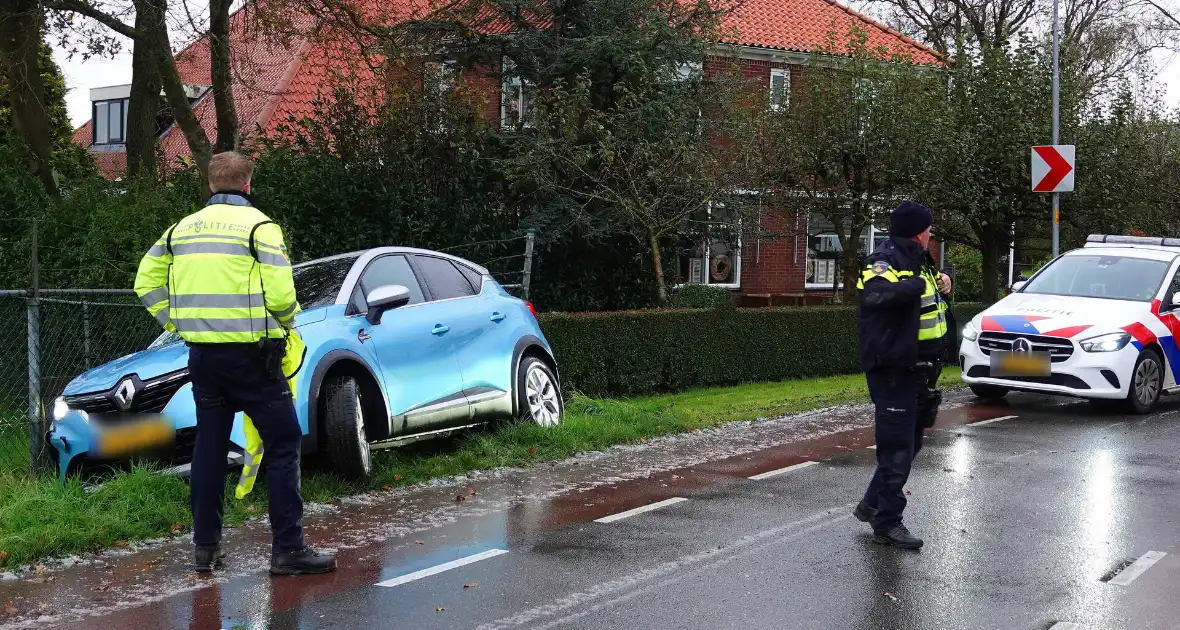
[126,0,164,180]
[649,230,668,304]
[979,233,1002,303]
[147,14,213,178]
[0,2,59,196]
[209,0,238,152]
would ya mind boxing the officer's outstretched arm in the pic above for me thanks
[860,275,925,311]
[254,223,301,328]
[135,227,177,333]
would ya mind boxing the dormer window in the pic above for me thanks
[93,98,128,145]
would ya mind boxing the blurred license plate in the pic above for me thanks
[991,351,1051,377]
[89,414,174,458]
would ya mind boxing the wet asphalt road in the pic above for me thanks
[5,393,1180,630]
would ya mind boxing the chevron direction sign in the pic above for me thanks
[1031,145,1075,193]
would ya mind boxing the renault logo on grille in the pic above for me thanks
[1012,338,1033,353]
[112,377,137,411]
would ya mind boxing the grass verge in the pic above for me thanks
[0,368,962,568]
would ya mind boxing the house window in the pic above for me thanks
[769,68,790,112]
[674,61,703,81]
[805,228,886,289]
[500,57,533,129]
[677,198,743,288]
[93,98,128,145]
[424,60,458,96]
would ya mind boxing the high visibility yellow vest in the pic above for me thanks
[134,194,300,344]
[856,262,948,342]
[235,329,307,499]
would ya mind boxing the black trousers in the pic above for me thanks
[188,343,305,553]
[861,364,940,531]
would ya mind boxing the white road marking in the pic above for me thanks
[867,445,877,450]
[972,415,1017,426]
[749,461,818,480]
[1049,623,1082,630]
[1001,449,1038,463]
[595,498,688,523]
[375,549,509,588]
[1108,551,1168,586]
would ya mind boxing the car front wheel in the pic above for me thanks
[1126,348,1164,415]
[518,357,563,427]
[322,375,373,480]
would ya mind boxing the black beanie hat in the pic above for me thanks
[890,201,934,238]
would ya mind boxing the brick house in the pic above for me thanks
[71,0,940,302]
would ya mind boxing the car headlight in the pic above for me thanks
[962,322,980,343]
[1080,332,1131,353]
[52,397,70,421]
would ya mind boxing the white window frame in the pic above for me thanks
[674,61,703,81]
[805,225,882,290]
[769,68,790,112]
[677,199,743,290]
[500,57,533,129]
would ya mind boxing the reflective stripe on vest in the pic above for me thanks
[918,269,948,341]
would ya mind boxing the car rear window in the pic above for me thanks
[414,255,477,301]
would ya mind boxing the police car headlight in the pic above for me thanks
[961,323,980,343]
[52,397,70,421]
[1080,332,1131,353]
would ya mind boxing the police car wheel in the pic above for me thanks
[969,385,1009,400]
[1126,349,1163,415]
[323,375,373,480]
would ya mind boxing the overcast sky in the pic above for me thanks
[52,3,1180,128]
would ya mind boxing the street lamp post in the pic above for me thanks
[1051,0,1061,258]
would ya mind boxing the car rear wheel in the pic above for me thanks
[322,375,373,480]
[517,357,563,427]
[970,384,1010,400]
[1126,349,1163,415]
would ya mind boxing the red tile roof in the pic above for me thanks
[74,0,938,179]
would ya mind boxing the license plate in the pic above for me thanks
[991,351,1051,377]
[89,414,174,459]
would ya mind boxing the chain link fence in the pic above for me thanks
[0,291,159,476]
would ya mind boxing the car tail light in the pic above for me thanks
[525,301,538,318]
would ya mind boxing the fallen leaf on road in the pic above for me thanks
[436,607,447,613]
[943,468,953,473]
[468,487,476,496]
[2,602,16,617]
[33,564,45,575]
[454,494,467,502]
[112,541,129,548]
[464,581,480,589]
[94,584,110,592]
[882,592,899,602]
[905,490,912,496]
[170,523,184,534]
[381,486,393,492]
[0,552,8,565]
[415,540,424,545]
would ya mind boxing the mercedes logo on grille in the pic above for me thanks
[111,377,138,411]
[1012,338,1033,353]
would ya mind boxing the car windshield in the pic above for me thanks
[1022,254,1169,302]
[147,255,360,349]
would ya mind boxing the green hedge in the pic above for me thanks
[539,303,988,397]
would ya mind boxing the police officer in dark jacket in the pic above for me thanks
[854,201,952,550]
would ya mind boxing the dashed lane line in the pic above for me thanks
[1108,551,1168,587]
[594,498,689,524]
[375,549,509,588]
[1049,623,1082,630]
[971,415,1018,426]
[748,461,818,481]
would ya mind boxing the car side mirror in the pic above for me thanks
[365,284,411,325]
[1011,281,1027,292]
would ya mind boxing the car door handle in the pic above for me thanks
[432,325,450,335]
[490,312,506,322]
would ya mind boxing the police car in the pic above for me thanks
[960,234,1180,414]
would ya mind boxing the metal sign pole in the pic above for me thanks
[1051,0,1061,258]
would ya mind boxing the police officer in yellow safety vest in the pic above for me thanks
[853,201,952,551]
[134,151,336,576]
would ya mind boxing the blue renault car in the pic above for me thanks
[47,247,563,480]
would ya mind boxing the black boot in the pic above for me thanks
[192,545,226,573]
[853,501,878,523]
[872,524,924,550]
[270,546,338,576]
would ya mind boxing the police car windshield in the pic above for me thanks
[1022,254,1168,302]
[147,255,359,349]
